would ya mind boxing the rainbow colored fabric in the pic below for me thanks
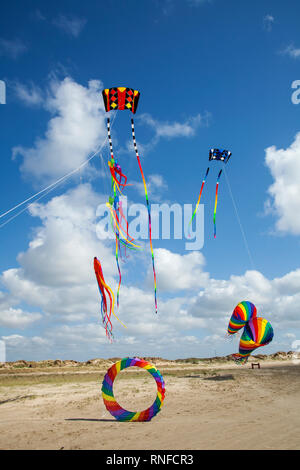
[227,301,257,335]
[102,357,165,421]
[233,317,274,363]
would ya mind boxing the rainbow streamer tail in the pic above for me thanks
[188,166,209,230]
[213,169,222,238]
[131,118,157,314]
[115,235,121,308]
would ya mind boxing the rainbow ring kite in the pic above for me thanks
[101,357,165,421]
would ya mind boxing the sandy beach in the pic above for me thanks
[0,355,299,450]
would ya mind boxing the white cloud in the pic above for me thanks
[265,132,300,235]
[140,112,210,140]
[0,187,209,359]
[13,81,44,107]
[126,112,211,156]
[13,77,106,184]
[134,173,168,202]
[0,185,115,326]
[263,14,274,32]
[0,38,27,59]
[52,15,87,38]
[3,195,300,359]
[155,248,209,292]
[0,308,41,329]
[282,44,300,59]
[188,268,300,333]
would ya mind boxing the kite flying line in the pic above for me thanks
[223,166,255,270]
[0,112,119,226]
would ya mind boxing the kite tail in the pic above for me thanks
[131,118,157,314]
[94,257,127,341]
[213,169,222,238]
[106,202,141,248]
[115,234,121,307]
[94,257,114,341]
[106,118,114,160]
[188,167,209,230]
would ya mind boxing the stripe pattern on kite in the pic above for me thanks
[236,317,274,361]
[102,87,140,114]
[227,301,257,335]
[102,357,165,421]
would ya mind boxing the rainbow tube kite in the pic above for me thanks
[227,301,257,335]
[233,317,274,364]
[102,357,165,421]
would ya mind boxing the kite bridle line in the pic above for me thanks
[223,166,255,270]
[0,111,119,226]
[131,118,158,314]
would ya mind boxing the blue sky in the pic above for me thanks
[1,0,300,361]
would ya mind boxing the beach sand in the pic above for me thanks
[0,357,299,450]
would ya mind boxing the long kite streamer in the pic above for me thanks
[131,118,157,313]
[213,169,222,238]
[105,117,139,306]
[106,118,123,306]
[94,257,114,341]
[94,257,126,340]
[188,167,209,229]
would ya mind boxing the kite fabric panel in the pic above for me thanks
[227,301,274,364]
[227,301,257,335]
[102,87,140,114]
[209,148,232,164]
[233,317,274,364]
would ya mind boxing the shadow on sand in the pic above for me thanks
[178,374,235,381]
[204,374,234,381]
[0,395,36,405]
[65,418,117,423]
